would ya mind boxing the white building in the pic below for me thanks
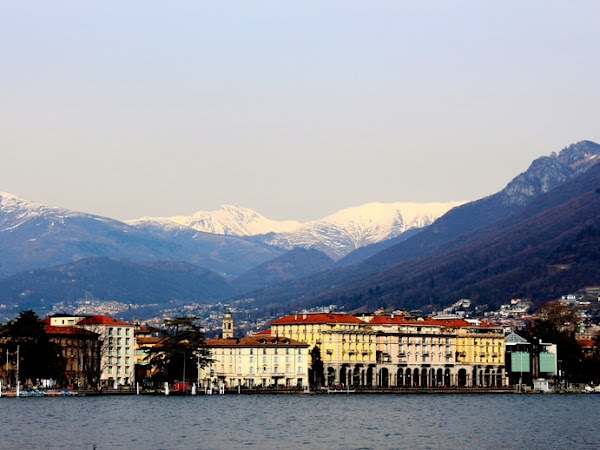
[77,315,136,386]
[200,334,310,389]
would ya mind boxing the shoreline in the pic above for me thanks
[3,386,589,397]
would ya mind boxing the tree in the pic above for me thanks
[144,317,210,384]
[1,310,65,385]
[309,346,324,387]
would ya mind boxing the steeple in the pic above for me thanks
[222,310,234,339]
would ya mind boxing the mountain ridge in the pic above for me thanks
[128,201,464,260]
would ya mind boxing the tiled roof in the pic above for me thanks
[204,336,308,347]
[136,336,162,345]
[431,318,474,327]
[369,316,440,325]
[254,329,272,335]
[44,325,98,336]
[77,315,133,326]
[271,313,366,325]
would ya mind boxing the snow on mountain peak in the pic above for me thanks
[127,200,465,259]
[0,192,82,231]
[127,204,303,236]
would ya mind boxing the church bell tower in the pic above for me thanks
[222,310,234,339]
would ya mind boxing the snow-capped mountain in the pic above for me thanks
[262,202,464,259]
[0,191,91,230]
[0,192,284,279]
[128,201,464,260]
[127,205,302,236]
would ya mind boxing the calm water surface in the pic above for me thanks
[1,394,597,449]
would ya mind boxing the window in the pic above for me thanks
[249,356,254,363]
[285,366,290,373]
[298,355,302,363]
[249,349,254,355]
[125,357,129,364]
[126,328,130,336]
[109,328,113,336]
[286,348,290,355]
[108,366,113,375]
[117,338,122,345]
[298,366,303,374]
[117,366,121,375]
[262,348,267,355]
[117,328,122,336]
[274,366,278,373]
[274,356,278,363]
[108,337,113,345]
[249,367,254,374]
[125,366,129,374]
[125,338,130,346]
[262,366,267,373]
[263,356,267,363]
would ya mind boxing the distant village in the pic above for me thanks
[1,286,599,396]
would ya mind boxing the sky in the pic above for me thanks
[1,1,599,222]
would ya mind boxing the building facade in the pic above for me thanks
[77,315,136,386]
[199,335,309,388]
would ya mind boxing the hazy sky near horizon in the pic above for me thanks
[1,1,599,221]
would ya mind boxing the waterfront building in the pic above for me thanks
[270,313,377,386]
[199,335,309,388]
[369,315,458,387]
[42,319,101,388]
[436,318,505,386]
[269,312,506,388]
[77,315,136,386]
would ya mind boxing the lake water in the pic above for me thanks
[1,394,598,449]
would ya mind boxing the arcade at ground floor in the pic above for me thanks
[323,364,505,387]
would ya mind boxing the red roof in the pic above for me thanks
[136,336,162,345]
[44,325,98,336]
[254,329,272,335]
[271,313,366,325]
[204,336,308,347]
[77,315,132,326]
[431,318,472,327]
[369,316,440,325]
[577,339,596,347]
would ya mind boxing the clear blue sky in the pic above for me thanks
[1,1,599,221]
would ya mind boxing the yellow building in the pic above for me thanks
[436,318,505,386]
[270,313,377,386]
[368,315,458,387]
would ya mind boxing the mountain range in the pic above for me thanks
[126,201,463,260]
[1,140,599,318]
[239,140,600,315]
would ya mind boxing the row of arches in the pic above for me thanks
[324,365,503,387]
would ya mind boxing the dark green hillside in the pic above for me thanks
[232,247,335,294]
[0,257,234,311]
[308,160,600,312]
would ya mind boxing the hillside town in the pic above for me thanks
[1,293,599,396]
